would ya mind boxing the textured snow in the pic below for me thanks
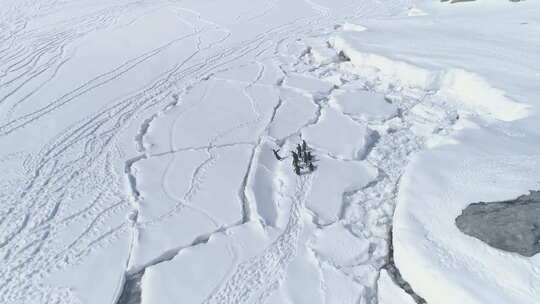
[141,222,274,304]
[310,222,371,266]
[306,157,376,224]
[129,145,253,271]
[1,0,539,304]
[322,264,365,304]
[386,2,540,304]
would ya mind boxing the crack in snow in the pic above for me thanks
[384,227,427,304]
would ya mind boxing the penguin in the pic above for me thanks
[272,149,284,161]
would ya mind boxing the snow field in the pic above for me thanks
[3,0,538,303]
[132,17,470,303]
[377,270,415,304]
[344,1,540,304]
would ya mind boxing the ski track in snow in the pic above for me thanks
[0,1,164,132]
[0,0,453,303]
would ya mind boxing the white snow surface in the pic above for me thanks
[1,0,540,304]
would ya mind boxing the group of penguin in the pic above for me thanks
[273,140,316,175]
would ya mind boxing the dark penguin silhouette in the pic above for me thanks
[292,152,301,175]
[292,151,299,165]
[285,141,316,175]
[294,164,301,175]
[306,151,313,162]
[272,149,284,161]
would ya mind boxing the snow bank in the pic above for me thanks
[327,3,540,303]
[438,68,530,122]
[394,133,540,304]
[329,36,530,122]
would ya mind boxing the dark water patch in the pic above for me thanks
[384,227,427,304]
[116,270,144,304]
[456,191,540,257]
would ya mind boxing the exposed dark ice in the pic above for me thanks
[456,191,540,257]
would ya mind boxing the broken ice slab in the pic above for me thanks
[302,106,372,160]
[332,89,397,122]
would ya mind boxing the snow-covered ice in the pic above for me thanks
[310,222,372,266]
[332,89,398,122]
[303,106,372,160]
[1,0,540,304]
